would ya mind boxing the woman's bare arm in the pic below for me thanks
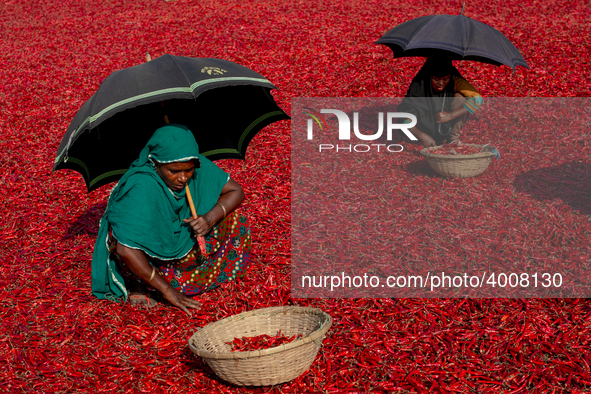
[116,243,202,315]
[183,178,245,237]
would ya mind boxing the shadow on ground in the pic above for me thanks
[62,202,107,239]
[404,157,440,178]
[513,162,591,215]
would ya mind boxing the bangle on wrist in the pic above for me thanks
[147,267,156,283]
[217,202,227,217]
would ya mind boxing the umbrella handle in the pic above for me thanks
[186,185,208,255]
[161,101,170,124]
[186,185,198,218]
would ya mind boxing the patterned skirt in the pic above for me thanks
[108,211,251,296]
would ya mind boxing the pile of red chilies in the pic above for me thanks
[226,330,302,352]
[428,144,483,155]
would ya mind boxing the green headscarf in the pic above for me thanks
[91,124,229,301]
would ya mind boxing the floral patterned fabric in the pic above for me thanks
[108,211,251,296]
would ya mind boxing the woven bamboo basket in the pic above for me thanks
[420,143,497,178]
[188,306,332,386]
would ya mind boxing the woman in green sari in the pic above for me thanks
[91,124,252,315]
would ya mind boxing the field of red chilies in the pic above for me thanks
[1,0,590,392]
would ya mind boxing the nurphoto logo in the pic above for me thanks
[304,108,418,153]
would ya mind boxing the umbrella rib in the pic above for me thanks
[169,56,194,91]
[200,110,287,158]
[202,148,240,158]
[90,169,129,189]
[462,16,470,57]
[64,157,90,181]
[188,77,272,92]
[237,110,286,152]
[398,15,434,48]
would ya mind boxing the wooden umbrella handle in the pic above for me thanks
[186,185,208,255]
[161,101,170,124]
[185,185,198,218]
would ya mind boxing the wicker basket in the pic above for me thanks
[420,143,497,178]
[188,306,332,386]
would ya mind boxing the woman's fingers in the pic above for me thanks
[436,112,452,123]
[420,134,437,147]
[162,287,190,315]
[176,295,201,315]
[179,303,192,316]
[184,297,202,309]
[183,217,208,236]
[194,221,213,238]
[183,217,200,225]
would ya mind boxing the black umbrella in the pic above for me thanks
[53,55,290,192]
[375,14,529,70]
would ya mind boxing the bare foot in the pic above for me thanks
[128,282,160,308]
[129,292,159,308]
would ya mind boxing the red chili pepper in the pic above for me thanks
[197,236,208,255]
[225,331,303,352]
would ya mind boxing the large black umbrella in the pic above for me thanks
[375,14,529,70]
[53,55,290,192]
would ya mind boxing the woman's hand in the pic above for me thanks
[183,215,214,238]
[408,126,436,148]
[436,106,469,124]
[418,133,437,147]
[162,286,202,316]
[116,243,201,314]
[436,111,453,123]
[183,179,245,237]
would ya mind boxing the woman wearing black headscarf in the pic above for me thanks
[398,57,483,147]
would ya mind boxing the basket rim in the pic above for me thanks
[420,143,496,160]
[188,306,333,360]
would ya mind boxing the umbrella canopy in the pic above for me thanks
[53,55,290,192]
[375,15,529,70]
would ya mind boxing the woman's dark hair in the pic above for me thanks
[150,157,201,169]
[424,57,454,78]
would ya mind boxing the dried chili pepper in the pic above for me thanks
[427,143,485,155]
[225,330,303,352]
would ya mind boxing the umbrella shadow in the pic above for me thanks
[62,202,107,240]
[403,156,441,178]
[513,163,591,215]
[180,347,253,388]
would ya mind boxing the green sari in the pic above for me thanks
[91,124,229,301]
